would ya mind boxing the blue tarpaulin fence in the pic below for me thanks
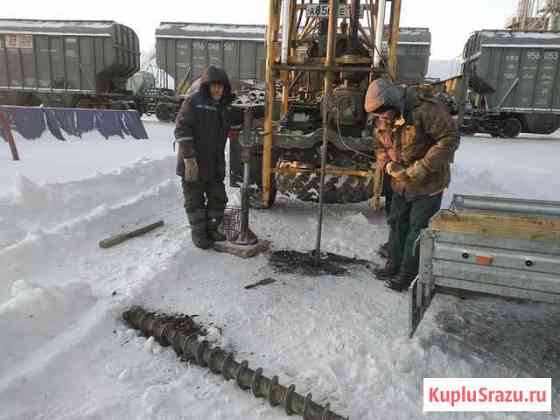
[0,106,148,141]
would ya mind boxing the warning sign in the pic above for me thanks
[5,34,33,49]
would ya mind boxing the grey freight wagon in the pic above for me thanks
[155,22,267,90]
[0,19,140,108]
[155,23,431,91]
[462,30,560,137]
[392,27,431,84]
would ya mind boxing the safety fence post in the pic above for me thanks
[0,111,20,161]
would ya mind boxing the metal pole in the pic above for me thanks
[0,111,20,161]
[263,0,281,207]
[370,0,377,54]
[281,0,291,64]
[314,0,338,267]
[521,0,529,29]
[281,0,294,117]
[234,107,258,246]
[374,0,387,67]
[457,67,470,131]
[350,0,360,52]
[241,108,253,236]
[273,63,372,72]
[388,0,402,81]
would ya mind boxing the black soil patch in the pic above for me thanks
[269,250,373,276]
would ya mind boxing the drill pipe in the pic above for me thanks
[123,306,348,420]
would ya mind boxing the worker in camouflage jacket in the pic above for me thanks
[175,66,233,249]
[365,78,460,291]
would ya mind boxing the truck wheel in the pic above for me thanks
[276,170,373,204]
[501,118,522,138]
[155,103,172,122]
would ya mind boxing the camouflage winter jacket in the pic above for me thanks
[374,89,460,200]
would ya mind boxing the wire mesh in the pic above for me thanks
[223,207,242,241]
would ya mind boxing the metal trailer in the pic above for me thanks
[0,19,140,108]
[462,29,560,137]
[409,194,560,338]
[155,22,267,89]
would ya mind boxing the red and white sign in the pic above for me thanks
[5,34,33,49]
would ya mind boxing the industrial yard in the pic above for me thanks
[1,0,560,419]
[1,122,559,419]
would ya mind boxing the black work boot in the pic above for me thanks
[207,218,226,242]
[385,271,416,292]
[377,241,390,259]
[373,260,399,280]
[187,210,213,249]
[191,225,214,249]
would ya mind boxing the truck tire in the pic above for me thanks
[501,118,522,138]
[276,170,373,204]
[155,103,173,122]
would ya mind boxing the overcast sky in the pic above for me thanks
[4,0,518,59]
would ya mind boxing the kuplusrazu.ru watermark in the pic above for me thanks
[423,378,552,412]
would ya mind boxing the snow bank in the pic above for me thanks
[0,178,181,304]
[0,280,96,376]
[0,121,175,197]
[0,121,177,249]
[0,156,176,249]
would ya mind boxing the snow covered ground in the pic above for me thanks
[1,122,559,420]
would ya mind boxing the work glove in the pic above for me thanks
[183,158,199,182]
[405,161,429,181]
[386,161,408,182]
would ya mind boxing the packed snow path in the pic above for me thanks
[1,122,559,419]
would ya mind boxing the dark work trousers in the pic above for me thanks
[383,174,393,218]
[388,191,443,275]
[181,179,228,235]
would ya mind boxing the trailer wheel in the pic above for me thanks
[276,169,373,204]
[501,118,522,138]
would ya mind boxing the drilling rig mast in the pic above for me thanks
[506,0,560,30]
